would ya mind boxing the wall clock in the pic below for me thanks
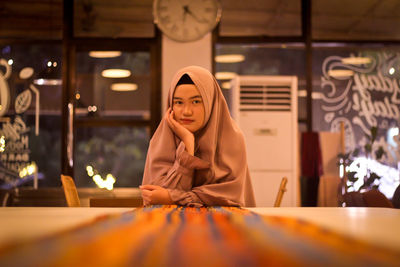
[153,0,222,42]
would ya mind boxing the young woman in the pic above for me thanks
[140,66,255,207]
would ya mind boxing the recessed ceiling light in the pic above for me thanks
[221,82,231,89]
[311,92,322,99]
[215,72,236,80]
[111,83,138,91]
[215,54,245,63]
[298,90,322,99]
[101,69,131,78]
[328,70,354,77]
[298,90,307,97]
[89,51,122,58]
[341,57,371,65]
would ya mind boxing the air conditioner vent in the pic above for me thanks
[239,85,291,112]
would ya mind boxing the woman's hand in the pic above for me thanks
[165,108,195,155]
[140,185,173,206]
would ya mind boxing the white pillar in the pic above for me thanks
[161,33,212,113]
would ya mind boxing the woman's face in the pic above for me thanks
[172,84,205,133]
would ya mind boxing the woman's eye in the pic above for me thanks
[174,101,183,105]
[193,100,202,104]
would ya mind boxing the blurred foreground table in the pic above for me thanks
[0,207,399,252]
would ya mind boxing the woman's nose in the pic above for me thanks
[183,104,192,115]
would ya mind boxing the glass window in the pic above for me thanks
[215,43,306,120]
[75,51,151,120]
[219,0,301,37]
[312,45,400,197]
[74,0,154,38]
[0,44,62,188]
[0,0,62,39]
[74,127,149,188]
[312,1,400,41]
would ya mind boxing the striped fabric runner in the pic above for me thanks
[1,205,399,267]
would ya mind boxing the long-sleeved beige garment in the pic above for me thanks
[142,66,256,207]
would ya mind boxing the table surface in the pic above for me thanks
[1,207,399,252]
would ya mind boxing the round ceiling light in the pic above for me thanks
[221,82,232,89]
[215,54,245,63]
[328,69,354,77]
[341,57,371,65]
[89,51,122,58]
[101,69,131,78]
[111,83,138,91]
[215,72,236,80]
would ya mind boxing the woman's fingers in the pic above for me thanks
[166,110,181,134]
[140,189,152,205]
[166,108,176,130]
[141,189,150,197]
[166,108,195,150]
[140,184,160,190]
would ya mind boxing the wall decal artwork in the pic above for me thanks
[0,58,41,188]
[316,52,400,196]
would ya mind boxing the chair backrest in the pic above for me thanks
[61,174,80,207]
[343,191,365,207]
[362,189,393,208]
[274,177,288,207]
[392,184,400,209]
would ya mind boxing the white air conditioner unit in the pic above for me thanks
[231,76,298,207]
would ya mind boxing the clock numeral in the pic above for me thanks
[171,24,178,32]
[158,6,168,12]
[155,0,219,42]
[160,16,171,25]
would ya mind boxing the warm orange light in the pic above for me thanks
[111,83,138,91]
[101,69,131,78]
[215,72,236,80]
[89,51,122,58]
[328,70,354,77]
[341,57,371,65]
[215,54,245,63]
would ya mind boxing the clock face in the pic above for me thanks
[153,0,221,42]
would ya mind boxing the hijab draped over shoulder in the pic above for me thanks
[142,66,255,207]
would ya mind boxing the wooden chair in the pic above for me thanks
[274,177,288,207]
[362,189,393,208]
[61,174,81,207]
[344,189,394,208]
[343,191,366,207]
[392,184,400,209]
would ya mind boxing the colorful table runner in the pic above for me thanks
[1,205,399,267]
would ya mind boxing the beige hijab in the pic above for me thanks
[142,66,255,207]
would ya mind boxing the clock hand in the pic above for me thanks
[182,5,188,22]
[184,6,208,24]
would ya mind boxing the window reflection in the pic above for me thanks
[312,46,400,198]
[75,51,151,120]
[0,44,62,188]
[215,43,306,121]
[74,127,149,188]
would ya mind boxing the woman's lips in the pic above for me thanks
[180,119,194,124]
